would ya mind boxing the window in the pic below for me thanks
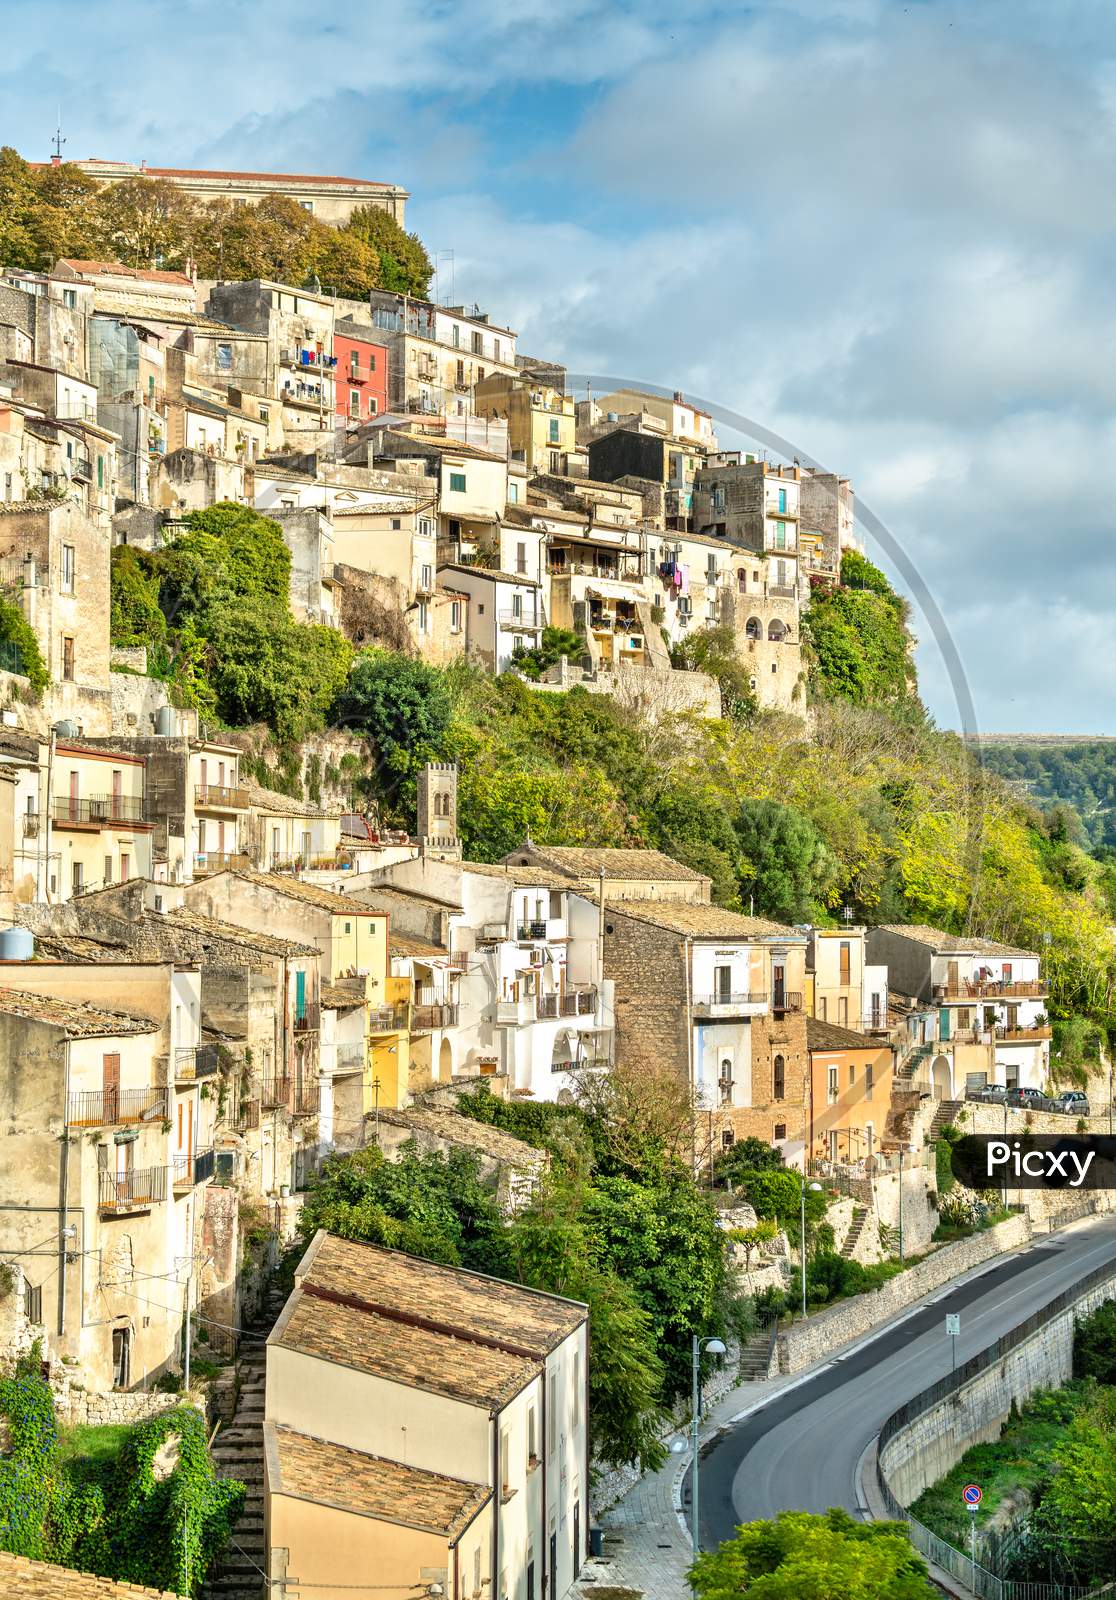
[350,350,360,378]
[472,330,483,354]
[839,941,851,984]
[500,1430,511,1496]
[23,1280,41,1324]
[1002,963,1013,984]
[778,487,787,514]
[549,418,560,443]
[104,853,113,886]
[456,359,465,384]
[390,517,401,531]
[838,995,848,1027]
[299,199,314,213]
[548,1370,557,1454]
[449,471,467,493]
[349,388,361,416]
[472,1548,481,1599]
[417,599,429,633]
[344,921,351,935]
[772,1054,785,1100]
[61,544,75,593]
[508,480,518,503]
[718,1058,732,1106]
[722,1129,735,1150]
[120,853,130,882]
[111,1327,131,1389]
[828,1065,838,1102]
[516,541,527,575]
[62,288,77,309]
[774,520,786,549]
[452,324,461,348]
[774,1122,787,1141]
[295,969,306,1021]
[72,860,84,894]
[97,455,104,489]
[450,601,462,633]
[549,449,561,473]
[216,343,233,373]
[420,563,432,589]
[369,352,376,372]
[865,1062,874,1092]
[848,1064,856,1086]
[62,636,75,681]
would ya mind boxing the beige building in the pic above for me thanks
[265,1232,589,1600]
[502,843,712,905]
[367,292,518,417]
[39,158,408,226]
[0,958,219,1392]
[44,740,154,901]
[474,373,575,473]
[591,387,717,451]
[805,927,867,1031]
[246,782,343,872]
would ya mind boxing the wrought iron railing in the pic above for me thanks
[53,794,147,825]
[194,783,249,809]
[411,1002,459,1030]
[260,1076,291,1109]
[171,1147,215,1188]
[68,1087,167,1128]
[692,990,768,1013]
[99,1166,167,1211]
[536,988,597,1019]
[174,1044,220,1081]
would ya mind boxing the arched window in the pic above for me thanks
[768,619,787,642]
[772,1054,785,1101]
[746,616,763,640]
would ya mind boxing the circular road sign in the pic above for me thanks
[962,1484,982,1508]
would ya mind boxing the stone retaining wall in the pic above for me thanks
[55,1386,205,1428]
[880,1271,1116,1506]
[776,1212,1032,1374]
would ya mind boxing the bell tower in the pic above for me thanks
[417,762,460,860]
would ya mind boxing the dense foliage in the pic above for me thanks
[0,1361,242,1594]
[110,504,353,739]
[689,1508,936,1599]
[0,149,432,298]
[803,551,919,708]
[0,592,49,692]
[299,1080,747,1470]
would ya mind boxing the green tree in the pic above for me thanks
[0,147,46,267]
[713,1137,785,1187]
[1029,1391,1116,1585]
[689,1508,936,1599]
[804,552,918,707]
[93,176,199,269]
[670,623,758,722]
[335,649,453,813]
[0,592,49,692]
[738,1168,827,1249]
[343,204,434,295]
[736,798,837,921]
[509,627,585,681]
[110,546,167,649]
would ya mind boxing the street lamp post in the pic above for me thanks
[800,1179,823,1316]
[673,1334,727,1562]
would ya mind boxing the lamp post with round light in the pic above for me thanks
[672,1333,727,1560]
[801,1179,823,1315]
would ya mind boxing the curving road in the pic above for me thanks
[692,1214,1116,1550]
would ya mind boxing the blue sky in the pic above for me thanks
[5,0,1115,733]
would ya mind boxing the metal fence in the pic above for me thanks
[876,1256,1116,1600]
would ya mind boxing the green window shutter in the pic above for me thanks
[97,455,104,488]
[450,472,467,492]
[295,969,306,1020]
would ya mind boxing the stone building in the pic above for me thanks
[599,899,810,1161]
[692,457,801,597]
[417,761,460,859]
[500,843,712,905]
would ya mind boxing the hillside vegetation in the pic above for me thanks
[111,505,1116,1028]
[0,148,432,298]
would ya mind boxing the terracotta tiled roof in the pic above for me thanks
[389,931,451,958]
[266,1424,490,1537]
[274,1289,539,1408]
[438,563,540,588]
[381,430,506,464]
[145,167,398,189]
[0,1551,178,1598]
[604,899,801,941]
[874,924,1037,959]
[504,844,708,884]
[224,869,388,917]
[461,860,569,889]
[806,1017,885,1052]
[55,259,193,287]
[321,981,365,1010]
[244,781,336,819]
[378,1107,548,1167]
[162,907,319,959]
[0,987,157,1038]
[299,1233,585,1357]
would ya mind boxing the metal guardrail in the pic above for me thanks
[174,1044,220,1081]
[53,794,147,825]
[412,1002,459,1030]
[261,1076,291,1109]
[194,783,249,809]
[876,1256,1116,1600]
[99,1166,167,1211]
[68,1087,167,1127]
[692,990,768,1013]
[536,989,597,1019]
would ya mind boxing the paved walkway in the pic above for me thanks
[573,1365,797,1600]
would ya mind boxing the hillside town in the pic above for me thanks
[0,153,1112,1600]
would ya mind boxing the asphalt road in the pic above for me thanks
[691,1214,1116,1550]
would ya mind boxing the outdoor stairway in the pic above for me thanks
[896,1040,934,1084]
[738,1320,779,1381]
[202,1283,287,1600]
[930,1099,964,1140]
[840,1205,870,1259]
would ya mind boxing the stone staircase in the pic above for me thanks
[738,1318,779,1381]
[896,1040,934,1085]
[202,1285,287,1600]
[930,1099,964,1141]
[840,1205,870,1259]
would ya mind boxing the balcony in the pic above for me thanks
[22,813,39,838]
[953,1023,1052,1046]
[171,1147,215,1190]
[517,920,548,941]
[536,988,597,1020]
[53,794,147,827]
[231,1098,260,1132]
[100,1166,167,1214]
[498,610,544,632]
[68,1086,167,1128]
[333,1047,366,1074]
[412,1002,459,1031]
[772,990,803,1015]
[937,979,1047,1000]
[195,783,249,810]
[261,1076,291,1109]
[72,456,93,482]
[496,997,533,1026]
[193,850,250,875]
[369,1004,408,1032]
[292,1081,319,1116]
[293,1003,321,1034]
[172,1044,220,1083]
[692,990,769,1017]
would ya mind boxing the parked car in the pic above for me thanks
[981,1084,1010,1104]
[1004,1086,1049,1111]
[1050,1090,1090,1117]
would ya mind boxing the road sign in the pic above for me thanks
[962,1484,982,1509]
[946,1313,961,1336]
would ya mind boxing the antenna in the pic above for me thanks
[52,109,66,163]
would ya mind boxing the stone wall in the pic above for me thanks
[880,1271,1116,1507]
[776,1212,1032,1374]
[55,1385,205,1429]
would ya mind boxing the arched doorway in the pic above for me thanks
[438,1037,453,1081]
[931,1055,952,1100]
[551,1030,577,1072]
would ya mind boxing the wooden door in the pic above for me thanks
[102,1052,120,1122]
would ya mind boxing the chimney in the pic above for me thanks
[50,154,61,167]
